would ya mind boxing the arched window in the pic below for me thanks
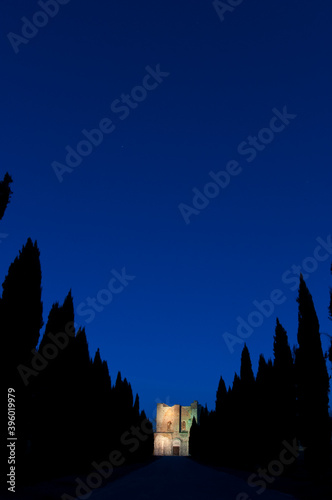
[167,421,172,431]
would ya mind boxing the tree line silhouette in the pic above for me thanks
[1,171,332,486]
[0,173,153,487]
[190,269,332,478]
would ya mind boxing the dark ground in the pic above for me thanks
[2,455,331,500]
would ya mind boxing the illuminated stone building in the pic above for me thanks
[154,401,201,456]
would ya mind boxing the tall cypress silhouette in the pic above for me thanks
[239,344,256,467]
[188,406,210,461]
[0,172,13,220]
[88,348,114,460]
[38,290,74,354]
[255,353,274,465]
[215,375,227,416]
[113,371,134,433]
[215,375,227,464]
[0,238,43,484]
[33,291,76,478]
[72,327,93,468]
[295,274,330,475]
[240,343,255,387]
[133,393,140,420]
[227,372,241,466]
[273,318,296,463]
[1,238,43,374]
[197,405,210,460]
[189,416,199,457]
[136,409,154,462]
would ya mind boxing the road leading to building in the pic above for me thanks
[90,457,297,500]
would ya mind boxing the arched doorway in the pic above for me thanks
[172,438,181,456]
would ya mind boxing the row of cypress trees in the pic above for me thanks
[0,174,153,486]
[190,272,332,478]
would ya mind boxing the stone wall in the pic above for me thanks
[154,401,200,456]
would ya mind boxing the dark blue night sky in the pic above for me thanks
[1,0,331,421]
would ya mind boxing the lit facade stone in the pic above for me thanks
[154,401,201,456]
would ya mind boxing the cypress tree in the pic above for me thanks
[189,416,199,457]
[256,354,272,465]
[295,274,330,475]
[134,393,140,420]
[227,372,241,466]
[33,291,76,478]
[198,405,210,460]
[137,409,154,461]
[273,318,296,463]
[90,349,113,459]
[215,375,227,416]
[215,375,227,464]
[38,290,74,354]
[240,343,255,388]
[239,344,256,468]
[113,372,134,432]
[1,238,43,375]
[0,172,13,220]
[102,359,112,394]
[0,238,43,483]
[72,327,92,468]
[255,354,274,465]
[75,327,91,376]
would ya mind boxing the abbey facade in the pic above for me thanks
[154,401,201,456]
